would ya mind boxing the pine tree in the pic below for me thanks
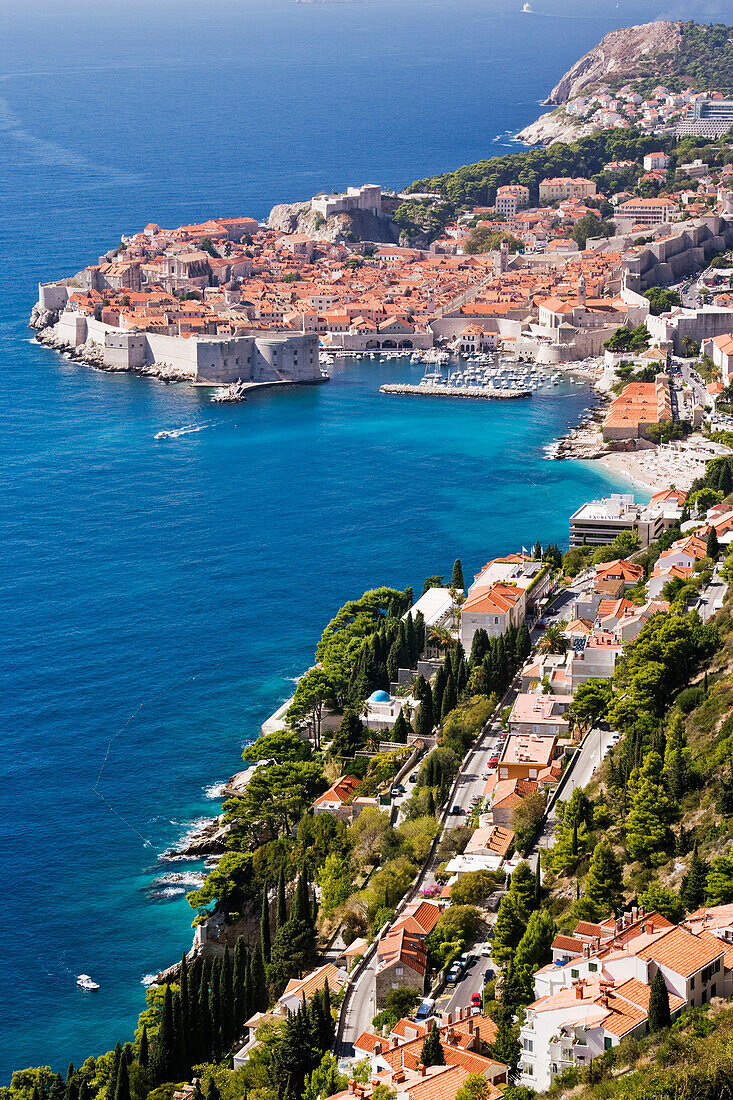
[583,840,624,918]
[648,970,671,1031]
[707,526,720,559]
[139,1026,149,1069]
[508,861,535,919]
[625,752,676,864]
[420,1024,445,1067]
[513,910,556,1004]
[533,541,542,560]
[492,894,524,965]
[451,559,465,591]
[277,863,287,929]
[489,1006,521,1083]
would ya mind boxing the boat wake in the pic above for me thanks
[155,423,211,440]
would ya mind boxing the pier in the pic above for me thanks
[379,383,531,400]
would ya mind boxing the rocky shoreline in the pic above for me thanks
[31,317,196,384]
[546,393,612,461]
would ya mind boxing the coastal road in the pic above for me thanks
[696,567,728,623]
[339,688,515,1051]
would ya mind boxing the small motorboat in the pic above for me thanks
[77,974,100,990]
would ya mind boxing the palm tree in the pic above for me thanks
[538,624,567,654]
[428,625,452,653]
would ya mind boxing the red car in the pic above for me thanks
[471,992,482,1009]
[488,755,499,767]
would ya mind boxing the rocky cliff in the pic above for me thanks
[544,20,682,105]
[517,20,682,146]
[267,201,399,244]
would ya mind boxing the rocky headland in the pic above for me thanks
[517,20,682,146]
[267,201,399,244]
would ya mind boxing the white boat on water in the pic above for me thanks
[77,974,100,990]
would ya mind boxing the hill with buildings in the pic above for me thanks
[517,20,733,146]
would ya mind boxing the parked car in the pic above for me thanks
[481,942,491,957]
[447,964,462,983]
[470,992,482,1009]
[451,804,462,814]
[416,998,436,1021]
[483,967,494,983]
[409,772,418,783]
[488,755,499,767]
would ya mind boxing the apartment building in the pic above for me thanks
[539,177,597,203]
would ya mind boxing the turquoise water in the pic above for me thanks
[2,0,723,1081]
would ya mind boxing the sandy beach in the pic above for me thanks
[581,433,733,496]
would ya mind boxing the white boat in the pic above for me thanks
[77,974,100,990]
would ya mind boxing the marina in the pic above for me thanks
[378,353,594,401]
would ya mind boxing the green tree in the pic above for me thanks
[391,708,410,745]
[420,1024,445,1067]
[625,752,676,864]
[489,1006,521,1083]
[455,1074,491,1100]
[330,710,366,758]
[513,910,556,1004]
[643,286,682,316]
[568,679,612,736]
[492,894,524,965]
[582,841,624,918]
[261,888,272,963]
[705,855,733,906]
[317,852,353,919]
[508,861,535,920]
[571,214,614,249]
[707,526,720,559]
[681,844,708,910]
[451,559,465,590]
[303,1054,348,1100]
[245,730,313,763]
[648,970,671,1031]
[639,882,685,923]
[287,669,335,749]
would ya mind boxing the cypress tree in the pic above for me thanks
[114,1059,130,1100]
[707,526,720,559]
[198,965,211,1066]
[245,951,254,1016]
[209,959,222,1060]
[109,1044,122,1096]
[415,685,434,738]
[426,788,436,817]
[440,676,456,721]
[406,613,416,667]
[414,611,426,659]
[681,843,708,910]
[322,979,333,1046]
[222,944,234,1049]
[648,969,671,1031]
[66,1066,75,1085]
[451,558,465,591]
[391,708,409,744]
[179,954,190,1071]
[234,935,249,1025]
[251,945,268,1012]
[205,1080,221,1100]
[172,992,183,1079]
[420,1024,445,1067]
[139,1025,149,1069]
[151,987,173,1084]
[277,863,287,929]
[432,665,446,718]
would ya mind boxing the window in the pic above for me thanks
[523,1039,533,1052]
[571,969,580,979]
[604,1038,612,1051]
[524,1064,533,1076]
[712,983,717,998]
[589,963,598,973]
[691,976,695,990]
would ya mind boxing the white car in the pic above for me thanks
[481,942,492,957]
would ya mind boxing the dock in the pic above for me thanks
[379,383,532,400]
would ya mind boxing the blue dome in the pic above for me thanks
[369,689,391,703]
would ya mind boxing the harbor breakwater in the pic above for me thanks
[380,383,531,400]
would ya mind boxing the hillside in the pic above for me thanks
[518,19,733,146]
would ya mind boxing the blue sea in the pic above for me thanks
[1,0,724,1081]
